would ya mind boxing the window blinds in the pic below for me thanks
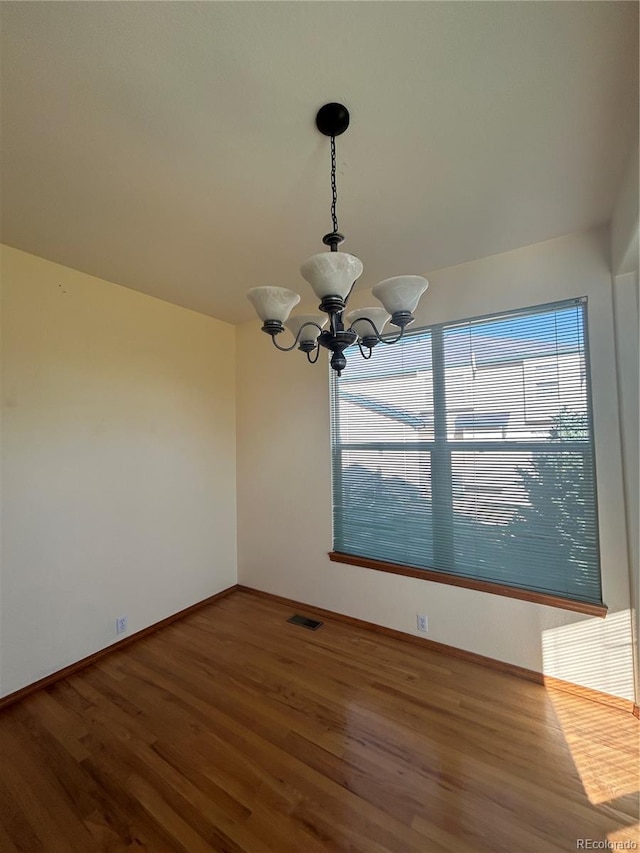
[330,299,602,605]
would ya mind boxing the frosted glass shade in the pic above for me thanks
[300,252,363,300]
[247,286,300,323]
[346,307,390,339]
[372,276,428,314]
[285,313,327,344]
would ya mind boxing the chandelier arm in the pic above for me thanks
[306,347,321,364]
[347,317,408,346]
[379,324,408,345]
[357,342,373,359]
[270,322,325,352]
[347,317,383,339]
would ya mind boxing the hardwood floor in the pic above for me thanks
[0,590,637,852]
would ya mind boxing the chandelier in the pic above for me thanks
[247,103,429,376]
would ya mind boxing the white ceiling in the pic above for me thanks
[1,2,637,324]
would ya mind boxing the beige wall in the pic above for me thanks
[611,141,639,277]
[0,245,237,697]
[237,227,635,701]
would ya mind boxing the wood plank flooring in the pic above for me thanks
[0,589,637,852]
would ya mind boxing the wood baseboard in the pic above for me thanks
[634,704,640,719]
[237,585,636,716]
[0,584,239,712]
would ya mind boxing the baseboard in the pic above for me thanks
[634,704,639,719]
[0,584,239,712]
[237,585,636,716]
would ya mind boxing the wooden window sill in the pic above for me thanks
[328,552,608,617]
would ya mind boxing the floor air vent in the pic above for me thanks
[287,614,323,631]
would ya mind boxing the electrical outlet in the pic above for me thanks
[417,613,428,633]
[116,615,127,635]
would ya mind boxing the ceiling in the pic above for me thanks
[1,2,637,324]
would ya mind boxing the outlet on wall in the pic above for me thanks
[116,615,127,635]
[417,613,428,633]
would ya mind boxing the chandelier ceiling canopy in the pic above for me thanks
[247,103,429,376]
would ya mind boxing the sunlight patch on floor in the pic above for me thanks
[546,688,639,810]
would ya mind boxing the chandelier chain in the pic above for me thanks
[330,135,338,234]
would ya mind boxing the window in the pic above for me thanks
[330,299,604,614]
